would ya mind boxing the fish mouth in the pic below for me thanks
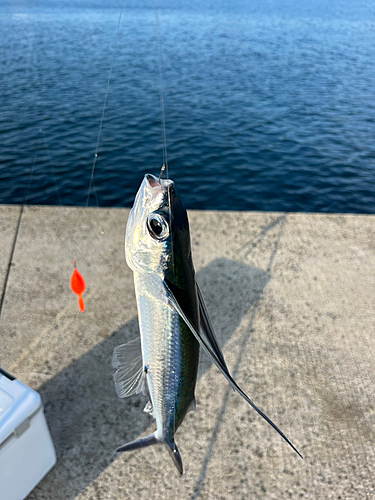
[145,174,160,189]
[145,174,174,191]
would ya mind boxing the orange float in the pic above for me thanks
[70,261,85,312]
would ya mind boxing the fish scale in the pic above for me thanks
[135,270,198,439]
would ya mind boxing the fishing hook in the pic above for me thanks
[158,164,166,184]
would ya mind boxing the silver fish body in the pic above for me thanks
[113,174,200,473]
[135,272,199,436]
[113,174,302,475]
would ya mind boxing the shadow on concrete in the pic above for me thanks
[191,214,286,499]
[32,258,270,499]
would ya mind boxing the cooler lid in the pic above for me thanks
[0,368,42,447]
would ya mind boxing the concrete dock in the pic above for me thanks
[0,205,374,499]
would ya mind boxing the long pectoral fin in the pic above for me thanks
[112,337,146,398]
[164,280,303,459]
[196,281,229,373]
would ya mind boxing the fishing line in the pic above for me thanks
[25,147,38,205]
[86,0,125,207]
[154,0,176,438]
[71,1,125,312]
[1,135,43,317]
[39,128,64,206]
[153,3,173,254]
[154,2,171,220]
[154,2,169,179]
[0,205,23,317]
[25,129,65,206]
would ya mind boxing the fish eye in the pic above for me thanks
[147,213,169,240]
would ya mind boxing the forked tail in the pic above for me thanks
[116,432,183,475]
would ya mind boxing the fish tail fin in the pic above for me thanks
[116,433,183,475]
[116,432,158,453]
[164,438,183,475]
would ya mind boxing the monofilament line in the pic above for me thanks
[86,0,125,207]
[154,1,173,292]
[154,1,169,181]
[154,2,175,438]
[40,128,63,206]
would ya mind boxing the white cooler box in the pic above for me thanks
[0,368,56,500]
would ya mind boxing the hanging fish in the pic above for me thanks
[113,174,301,475]
[70,262,85,312]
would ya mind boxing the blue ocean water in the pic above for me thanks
[0,0,374,212]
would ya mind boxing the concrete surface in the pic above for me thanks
[0,206,374,499]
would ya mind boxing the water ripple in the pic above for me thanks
[0,2,374,213]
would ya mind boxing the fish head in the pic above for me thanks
[125,174,192,280]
